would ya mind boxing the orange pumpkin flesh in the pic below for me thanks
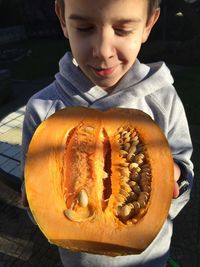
[25,107,174,256]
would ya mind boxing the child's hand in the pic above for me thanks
[173,162,181,199]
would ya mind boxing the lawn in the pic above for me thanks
[0,39,199,125]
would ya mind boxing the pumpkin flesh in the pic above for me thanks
[25,107,174,256]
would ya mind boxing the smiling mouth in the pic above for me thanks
[92,66,118,77]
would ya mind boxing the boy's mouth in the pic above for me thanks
[92,66,117,77]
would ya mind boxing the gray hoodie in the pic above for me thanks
[21,52,193,267]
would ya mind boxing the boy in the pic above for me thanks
[21,0,194,266]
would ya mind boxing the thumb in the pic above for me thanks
[173,181,180,199]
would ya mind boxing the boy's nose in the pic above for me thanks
[92,30,115,60]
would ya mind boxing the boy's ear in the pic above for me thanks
[55,0,69,38]
[142,8,160,43]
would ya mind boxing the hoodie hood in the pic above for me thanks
[54,52,174,108]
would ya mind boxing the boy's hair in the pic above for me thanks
[58,0,65,14]
[59,0,161,24]
[148,0,161,21]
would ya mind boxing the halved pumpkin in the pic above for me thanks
[25,107,174,256]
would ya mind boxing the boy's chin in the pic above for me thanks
[92,80,118,91]
[88,75,122,90]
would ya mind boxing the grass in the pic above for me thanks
[1,39,199,125]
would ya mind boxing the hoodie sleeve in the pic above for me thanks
[20,95,66,181]
[166,90,194,219]
[20,98,51,181]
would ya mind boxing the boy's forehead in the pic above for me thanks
[65,0,147,7]
[64,0,148,20]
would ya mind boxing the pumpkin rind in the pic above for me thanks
[25,107,174,256]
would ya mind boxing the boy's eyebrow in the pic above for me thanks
[68,14,141,24]
[69,14,90,21]
[114,18,142,24]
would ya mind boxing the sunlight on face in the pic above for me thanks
[61,0,157,90]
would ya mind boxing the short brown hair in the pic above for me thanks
[148,0,161,22]
[59,0,65,12]
[59,0,161,22]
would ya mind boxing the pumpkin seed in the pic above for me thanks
[130,131,137,139]
[129,162,139,170]
[138,199,146,208]
[132,184,141,195]
[121,162,129,167]
[115,134,121,140]
[121,175,129,183]
[124,142,131,151]
[128,143,137,156]
[78,189,89,207]
[134,153,144,165]
[120,166,129,177]
[127,192,138,202]
[132,201,140,213]
[124,132,131,139]
[84,126,94,133]
[138,192,149,203]
[63,209,86,222]
[116,194,127,206]
[120,150,128,157]
[119,204,133,218]
[142,185,151,193]
[118,127,124,133]
[119,188,130,198]
[128,181,136,188]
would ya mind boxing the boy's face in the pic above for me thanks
[56,0,159,90]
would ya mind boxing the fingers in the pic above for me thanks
[174,162,181,182]
[173,162,181,199]
[173,181,180,199]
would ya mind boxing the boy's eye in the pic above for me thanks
[76,27,94,32]
[114,29,133,36]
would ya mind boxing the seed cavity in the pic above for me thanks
[63,123,96,222]
[102,129,112,210]
[114,126,152,224]
[63,124,152,225]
